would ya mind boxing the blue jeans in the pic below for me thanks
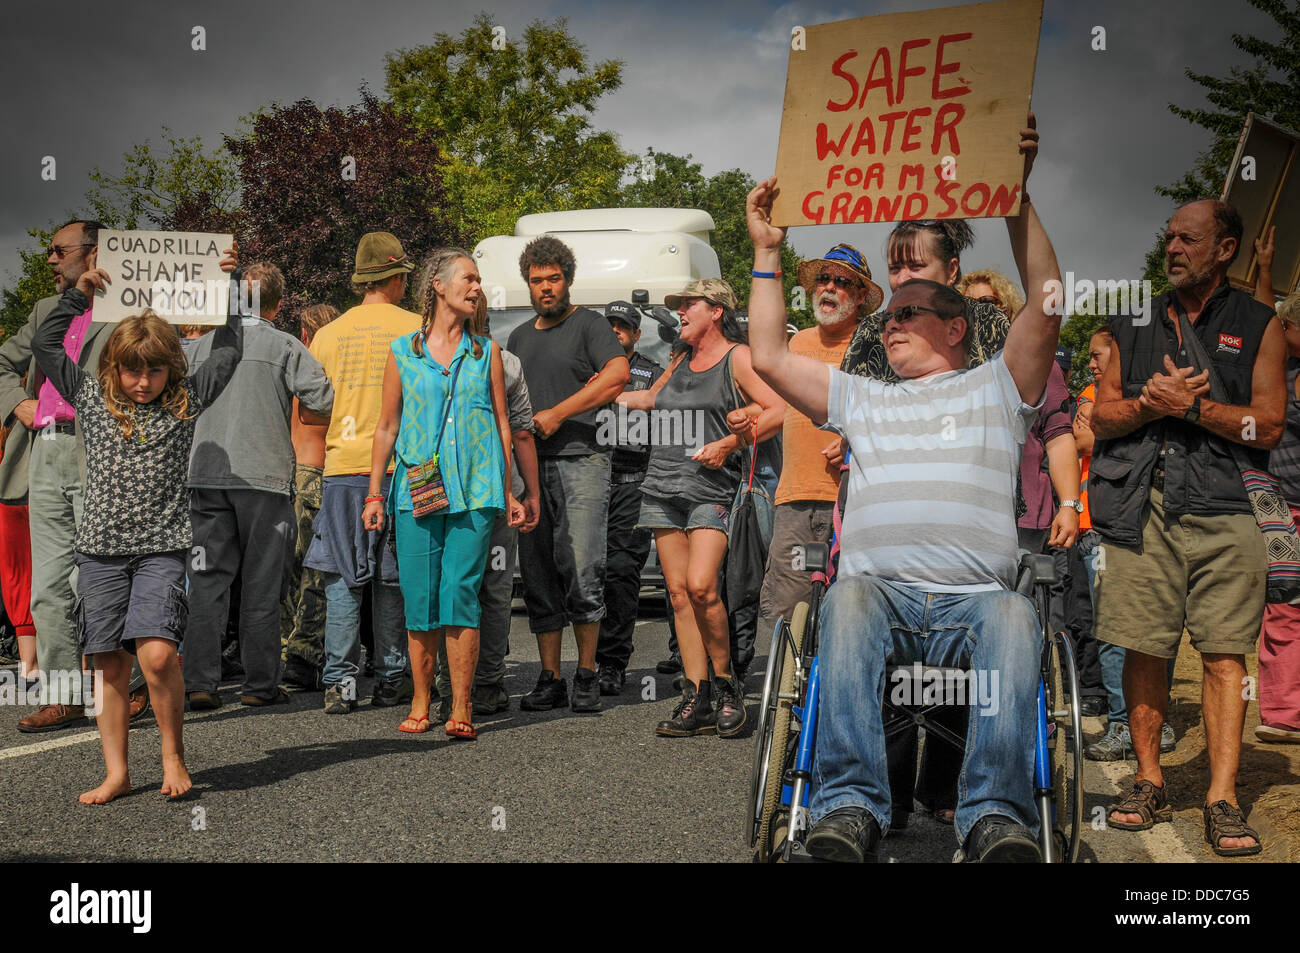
[1086,544,1175,724]
[321,575,408,688]
[809,574,1042,844]
[519,452,612,632]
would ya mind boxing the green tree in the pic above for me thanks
[85,129,240,233]
[385,13,631,243]
[0,230,58,343]
[224,91,461,330]
[1148,0,1300,263]
[620,149,812,327]
[2,133,241,344]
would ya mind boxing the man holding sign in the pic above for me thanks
[744,113,1063,861]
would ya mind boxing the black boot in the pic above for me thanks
[655,680,716,737]
[713,673,747,738]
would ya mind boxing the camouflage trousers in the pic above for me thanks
[281,464,326,670]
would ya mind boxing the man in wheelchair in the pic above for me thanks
[743,132,1063,862]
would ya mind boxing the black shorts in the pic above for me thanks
[75,550,188,656]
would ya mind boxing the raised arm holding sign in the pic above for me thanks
[771,0,1043,227]
[94,230,237,324]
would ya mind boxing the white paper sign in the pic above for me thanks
[93,229,234,324]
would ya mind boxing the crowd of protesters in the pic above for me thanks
[0,119,1297,862]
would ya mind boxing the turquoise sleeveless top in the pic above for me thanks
[390,332,506,515]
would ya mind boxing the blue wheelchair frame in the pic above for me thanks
[748,543,1084,863]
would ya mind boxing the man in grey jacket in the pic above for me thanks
[0,220,146,730]
[184,262,334,708]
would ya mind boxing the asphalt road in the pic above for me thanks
[0,603,1277,863]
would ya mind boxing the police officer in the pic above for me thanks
[595,300,663,694]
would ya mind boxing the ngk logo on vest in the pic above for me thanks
[1217,333,1243,355]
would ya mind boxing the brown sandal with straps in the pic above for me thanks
[1106,779,1173,831]
[1204,801,1262,857]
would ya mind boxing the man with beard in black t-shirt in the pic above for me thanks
[507,237,629,713]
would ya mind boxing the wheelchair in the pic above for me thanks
[746,543,1084,863]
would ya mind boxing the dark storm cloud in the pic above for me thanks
[1,0,1288,303]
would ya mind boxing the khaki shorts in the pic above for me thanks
[1095,484,1265,657]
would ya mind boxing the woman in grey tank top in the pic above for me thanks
[618,279,784,739]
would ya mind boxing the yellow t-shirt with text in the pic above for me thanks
[310,302,421,477]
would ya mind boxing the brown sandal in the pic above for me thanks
[1203,801,1262,857]
[1106,779,1172,831]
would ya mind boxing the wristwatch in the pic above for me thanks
[1059,499,1083,514]
[1184,395,1202,424]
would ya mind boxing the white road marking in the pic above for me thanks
[0,728,102,761]
[1097,759,1197,862]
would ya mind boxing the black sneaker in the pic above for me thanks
[655,681,716,737]
[713,673,747,737]
[806,807,881,863]
[962,815,1041,863]
[372,676,414,708]
[597,664,625,696]
[656,654,683,675]
[520,670,568,711]
[282,656,323,691]
[471,681,510,716]
[1080,695,1107,717]
[571,667,602,712]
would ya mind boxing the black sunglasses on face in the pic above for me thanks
[48,242,94,259]
[881,304,943,324]
[815,273,863,290]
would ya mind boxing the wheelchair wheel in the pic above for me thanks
[1045,628,1084,862]
[748,601,808,861]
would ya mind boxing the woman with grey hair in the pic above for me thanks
[364,247,524,740]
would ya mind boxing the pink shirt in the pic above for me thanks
[35,307,93,426]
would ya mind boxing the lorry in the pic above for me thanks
[472,207,724,365]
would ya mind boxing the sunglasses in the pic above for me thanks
[815,273,864,290]
[880,304,943,324]
[48,242,95,260]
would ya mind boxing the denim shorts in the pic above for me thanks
[637,494,731,533]
[74,550,188,656]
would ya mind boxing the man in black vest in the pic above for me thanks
[1090,199,1284,857]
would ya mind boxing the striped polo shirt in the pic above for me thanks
[826,354,1041,593]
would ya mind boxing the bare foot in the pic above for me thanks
[160,755,192,799]
[79,774,132,805]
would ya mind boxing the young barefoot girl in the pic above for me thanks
[33,256,242,804]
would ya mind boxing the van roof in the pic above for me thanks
[514,208,716,243]
[474,211,721,309]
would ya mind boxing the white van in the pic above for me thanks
[472,207,723,366]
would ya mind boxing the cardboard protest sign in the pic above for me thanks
[771,0,1043,227]
[93,230,234,324]
[1222,113,1300,297]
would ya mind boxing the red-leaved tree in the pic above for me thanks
[225,90,464,330]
